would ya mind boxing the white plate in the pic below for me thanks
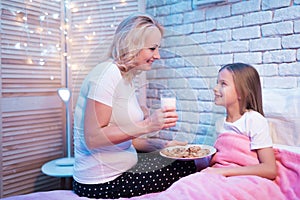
[159,144,216,160]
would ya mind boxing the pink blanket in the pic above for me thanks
[3,133,300,200]
[126,133,299,200]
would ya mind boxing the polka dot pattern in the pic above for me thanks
[73,151,196,199]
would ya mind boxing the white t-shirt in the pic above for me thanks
[73,61,143,184]
[215,110,273,150]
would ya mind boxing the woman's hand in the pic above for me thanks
[133,138,186,152]
[140,106,150,119]
[145,107,178,132]
[165,140,188,148]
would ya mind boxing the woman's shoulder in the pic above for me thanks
[94,60,118,72]
[88,61,121,79]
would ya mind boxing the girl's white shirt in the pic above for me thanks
[215,110,273,150]
[73,61,143,184]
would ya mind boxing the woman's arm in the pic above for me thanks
[202,147,277,180]
[132,137,188,152]
[84,99,178,150]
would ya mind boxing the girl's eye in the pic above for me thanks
[220,81,226,86]
[149,47,156,51]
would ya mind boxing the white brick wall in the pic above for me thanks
[145,0,300,145]
[262,21,293,36]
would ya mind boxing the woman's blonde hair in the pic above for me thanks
[109,12,164,81]
[219,63,264,116]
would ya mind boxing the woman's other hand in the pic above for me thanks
[165,140,188,147]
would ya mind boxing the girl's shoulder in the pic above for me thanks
[245,110,265,119]
[244,110,268,127]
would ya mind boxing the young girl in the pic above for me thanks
[202,63,277,180]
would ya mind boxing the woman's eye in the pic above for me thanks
[149,47,156,51]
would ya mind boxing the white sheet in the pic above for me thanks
[273,144,300,154]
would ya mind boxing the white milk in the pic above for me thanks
[161,97,176,109]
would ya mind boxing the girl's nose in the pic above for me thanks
[213,85,218,93]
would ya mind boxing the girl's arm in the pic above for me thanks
[202,147,277,180]
[84,99,178,150]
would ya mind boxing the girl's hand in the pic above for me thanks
[201,167,227,176]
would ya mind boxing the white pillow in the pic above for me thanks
[262,88,300,147]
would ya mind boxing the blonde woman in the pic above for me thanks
[72,13,196,199]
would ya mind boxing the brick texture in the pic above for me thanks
[145,0,300,145]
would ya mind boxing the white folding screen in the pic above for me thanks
[0,0,143,198]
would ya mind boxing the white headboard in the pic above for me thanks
[262,88,300,147]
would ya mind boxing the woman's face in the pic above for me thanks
[213,69,240,109]
[134,26,162,71]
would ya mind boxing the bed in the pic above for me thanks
[2,88,300,200]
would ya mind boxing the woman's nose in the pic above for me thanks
[153,49,160,59]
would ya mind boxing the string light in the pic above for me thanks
[11,0,126,81]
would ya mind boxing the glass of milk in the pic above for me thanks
[160,90,176,109]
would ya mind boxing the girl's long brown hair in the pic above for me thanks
[219,63,264,116]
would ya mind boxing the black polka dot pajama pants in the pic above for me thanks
[73,151,197,199]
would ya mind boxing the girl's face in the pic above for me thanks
[134,26,162,71]
[214,68,240,110]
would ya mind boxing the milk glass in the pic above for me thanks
[160,91,176,109]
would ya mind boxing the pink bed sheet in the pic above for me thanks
[3,133,300,200]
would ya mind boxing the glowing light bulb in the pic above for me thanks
[39,59,45,66]
[15,43,21,49]
[86,16,91,24]
[52,13,59,19]
[27,58,33,64]
[72,7,78,12]
[40,16,45,21]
